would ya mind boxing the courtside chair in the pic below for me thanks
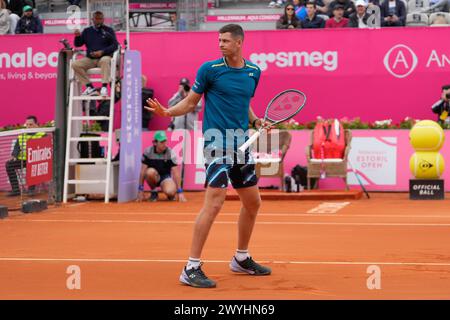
[252,130,292,191]
[305,129,352,190]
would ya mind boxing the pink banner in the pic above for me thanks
[1,28,450,128]
[205,14,281,22]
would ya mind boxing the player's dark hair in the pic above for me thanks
[26,115,37,124]
[442,84,450,91]
[219,24,244,40]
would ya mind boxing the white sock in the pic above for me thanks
[186,257,201,270]
[235,249,250,262]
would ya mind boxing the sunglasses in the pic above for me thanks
[286,8,295,10]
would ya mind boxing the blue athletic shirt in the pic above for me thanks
[192,57,261,151]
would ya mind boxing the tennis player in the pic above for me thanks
[146,24,271,288]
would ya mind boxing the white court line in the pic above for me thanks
[45,211,450,218]
[3,219,450,227]
[1,257,450,267]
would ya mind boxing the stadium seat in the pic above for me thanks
[406,12,430,25]
[429,11,450,25]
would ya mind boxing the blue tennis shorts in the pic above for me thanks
[204,148,258,189]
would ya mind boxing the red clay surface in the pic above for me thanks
[1,192,450,300]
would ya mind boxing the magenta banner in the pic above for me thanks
[1,28,449,128]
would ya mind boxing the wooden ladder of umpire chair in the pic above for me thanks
[63,48,121,203]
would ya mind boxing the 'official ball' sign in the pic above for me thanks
[409,179,444,200]
[26,136,53,186]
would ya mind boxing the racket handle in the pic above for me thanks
[239,130,261,152]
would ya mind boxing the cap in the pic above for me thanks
[179,77,190,85]
[355,0,367,7]
[333,4,345,10]
[23,5,33,11]
[154,130,167,142]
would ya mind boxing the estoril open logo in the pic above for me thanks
[383,44,418,78]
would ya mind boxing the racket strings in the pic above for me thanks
[267,92,305,122]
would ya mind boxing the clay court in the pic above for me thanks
[1,191,450,300]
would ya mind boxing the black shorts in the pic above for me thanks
[204,148,258,189]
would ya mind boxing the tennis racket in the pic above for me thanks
[239,89,307,152]
[348,159,370,199]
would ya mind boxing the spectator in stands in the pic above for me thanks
[328,0,355,18]
[169,12,187,31]
[431,84,450,126]
[348,0,370,27]
[168,78,202,130]
[292,0,307,20]
[72,11,119,97]
[68,0,81,8]
[15,5,42,34]
[325,4,349,27]
[315,0,331,16]
[137,130,186,202]
[6,0,33,17]
[276,3,301,29]
[380,0,406,26]
[301,2,326,28]
[269,0,286,8]
[0,0,10,34]
[5,116,44,197]
[423,0,450,13]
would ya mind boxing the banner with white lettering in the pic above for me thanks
[26,136,53,186]
[118,50,142,202]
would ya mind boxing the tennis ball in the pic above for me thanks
[409,152,445,179]
[409,120,445,152]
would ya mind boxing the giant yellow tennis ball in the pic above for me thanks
[409,120,445,152]
[410,152,445,179]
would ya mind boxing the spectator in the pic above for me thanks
[431,84,450,126]
[325,4,349,27]
[348,0,370,28]
[6,0,33,17]
[292,0,307,20]
[328,0,355,18]
[72,11,119,97]
[268,0,286,8]
[5,116,44,197]
[169,12,187,31]
[137,130,186,202]
[316,0,331,16]
[423,0,450,13]
[68,0,81,8]
[141,75,154,130]
[276,3,301,29]
[0,0,10,34]
[15,5,42,34]
[380,0,406,27]
[168,78,202,130]
[301,2,326,28]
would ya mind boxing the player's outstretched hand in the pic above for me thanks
[145,98,170,117]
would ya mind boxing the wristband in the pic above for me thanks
[138,185,144,191]
[177,188,183,194]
